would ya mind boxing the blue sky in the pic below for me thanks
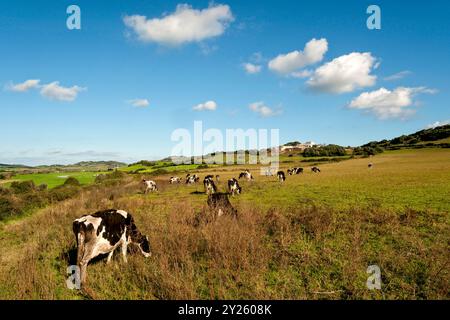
[1,0,449,165]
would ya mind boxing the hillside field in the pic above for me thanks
[0,148,448,299]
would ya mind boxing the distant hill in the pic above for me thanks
[0,163,32,170]
[72,161,126,168]
[362,124,450,148]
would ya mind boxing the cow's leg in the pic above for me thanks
[121,241,128,263]
[106,250,114,264]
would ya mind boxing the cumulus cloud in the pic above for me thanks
[384,70,412,81]
[243,63,262,74]
[307,52,378,94]
[426,120,449,129]
[268,38,328,76]
[249,101,281,117]
[348,86,436,119]
[193,100,217,111]
[6,79,41,92]
[127,98,150,108]
[40,82,85,101]
[123,4,234,46]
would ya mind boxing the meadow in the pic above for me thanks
[3,172,103,189]
[0,148,448,299]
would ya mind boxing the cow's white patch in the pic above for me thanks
[116,210,128,218]
[75,215,102,230]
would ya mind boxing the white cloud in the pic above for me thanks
[268,38,328,75]
[40,81,85,102]
[290,69,313,78]
[426,120,449,129]
[6,79,40,92]
[123,4,234,46]
[307,52,378,94]
[193,100,217,111]
[384,70,412,81]
[249,101,281,117]
[348,86,436,119]
[243,63,262,74]
[127,98,150,108]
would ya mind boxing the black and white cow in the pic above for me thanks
[288,167,303,175]
[207,193,238,218]
[238,170,253,181]
[277,171,286,182]
[169,176,181,184]
[227,178,242,195]
[186,174,199,184]
[311,166,321,173]
[215,175,220,182]
[368,163,373,169]
[142,179,158,193]
[73,209,151,286]
[203,176,217,194]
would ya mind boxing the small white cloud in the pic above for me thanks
[249,101,281,117]
[127,98,150,108]
[243,63,262,74]
[6,79,40,92]
[307,52,378,94]
[290,69,313,78]
[268,38,328,76]
[123,4,234,46]
[425,120,449,129]
[40,81,85,102]
[348,86,436,119]
[193,100,217,111]
[384,70,412,81]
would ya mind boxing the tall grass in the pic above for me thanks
[0,175,448,299]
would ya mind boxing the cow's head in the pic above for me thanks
[134,234,151,258]
[237,187,242,194]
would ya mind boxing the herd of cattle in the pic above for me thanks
[71,166,323,288]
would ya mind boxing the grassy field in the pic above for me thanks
[2,171,104,189]
[0,148,448,299]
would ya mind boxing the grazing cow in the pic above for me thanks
[368,163,373,169]
[142,179,158,193]
[169,176,181,184]
[227,178,242,195]
[207,193,238,218]
[238,170,253,181]
[72,209,151,286]
[311,166,321,173]
[277,171,286,182]
[203,176,217,195]
[186,174,199,184]
[288,167,303,175]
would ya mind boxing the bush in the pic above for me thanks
[49,185,80,202]
[10,180,36,194]
[197,164,209,169]
[303,144,346,157]
[149,169,168,176]
[63,177,80,186]
[0,196,22,220]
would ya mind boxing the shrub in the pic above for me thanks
[197,164,209,169]
[49,185,80,202]
[63,177,80,186]
[0,196,22,220]
[149,168,168,176]
[10,180,36,194]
